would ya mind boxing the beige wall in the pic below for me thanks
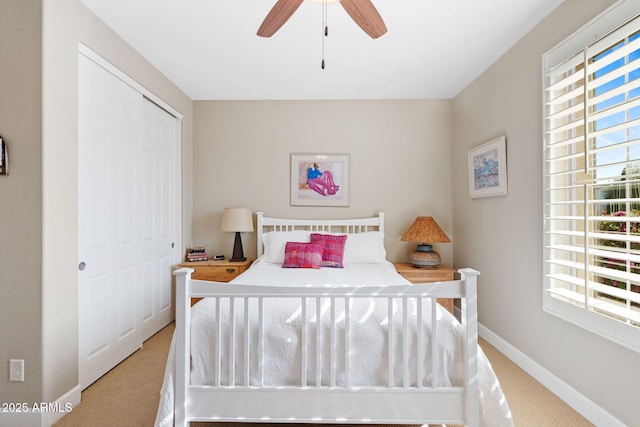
[192,100,454,265]
[452,0,639,425]
[0,0,194,408]
[0,0,43,404]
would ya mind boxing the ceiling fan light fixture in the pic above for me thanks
[307,0,340,3]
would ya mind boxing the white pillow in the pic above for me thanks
[343,232,387,264]
[262,230,311,264]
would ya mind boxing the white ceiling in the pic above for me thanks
[80,0,565,100]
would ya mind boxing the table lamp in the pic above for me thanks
[221,208,254,262]
[401,216,451,268]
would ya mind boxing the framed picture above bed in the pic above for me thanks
[291,153,350,207]
[468,136,508,198]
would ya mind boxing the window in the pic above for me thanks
[543,1,640,353]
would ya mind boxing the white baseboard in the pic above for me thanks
[479,323,625,427]
[44,384,81,426]
[0,384,81,427]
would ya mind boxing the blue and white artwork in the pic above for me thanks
[468,136,507,198]
[473,148,500,190]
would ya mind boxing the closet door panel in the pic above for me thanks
[78,54,144,389]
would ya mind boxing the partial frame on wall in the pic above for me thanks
[291,153,350,206]
[468,136,507,198]
[0,136,8,176]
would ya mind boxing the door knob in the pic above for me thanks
[78,262,86,271]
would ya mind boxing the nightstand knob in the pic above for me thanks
[226,268,236,273]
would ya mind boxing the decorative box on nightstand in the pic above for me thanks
[393,263,456,314]
[178,258,252,305]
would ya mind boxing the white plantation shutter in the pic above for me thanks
[543,5,640,352]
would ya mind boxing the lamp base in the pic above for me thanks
[230,232,246,263]
[409,246,441,268]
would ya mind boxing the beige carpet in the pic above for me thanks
[54,323,593,427]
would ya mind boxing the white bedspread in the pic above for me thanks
[155,260,513,427]
[232,258,411,287]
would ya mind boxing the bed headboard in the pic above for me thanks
[256,212,385,257]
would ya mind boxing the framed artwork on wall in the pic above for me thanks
[468,136,507,198]
[291,153,350,206]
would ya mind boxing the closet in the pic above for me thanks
[77,51,180,388]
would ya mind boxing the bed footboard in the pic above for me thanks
[173,268,480,427]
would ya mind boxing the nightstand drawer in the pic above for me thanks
[393,263,456,283]
[191,266,244,282]
[399,269,453,282]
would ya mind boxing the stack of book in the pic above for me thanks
[186,246,208,262]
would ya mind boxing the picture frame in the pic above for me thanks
[0,137,8,176]
[468,136,507,198]
[291,153,350,207]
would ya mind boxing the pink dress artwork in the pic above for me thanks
[307,164,340,196]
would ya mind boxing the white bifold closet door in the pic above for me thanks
[139,94,177,341]
[78,53,177,389]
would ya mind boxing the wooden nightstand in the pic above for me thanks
[178,259,252,305]
[394,263,457,315]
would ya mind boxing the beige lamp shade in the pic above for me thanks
[401,217,450,268]
[221,208,254,233]
[221,208,254,261]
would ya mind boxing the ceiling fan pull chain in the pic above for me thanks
[321,0,328,69]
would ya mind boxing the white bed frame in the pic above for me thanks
[173,212,480,426]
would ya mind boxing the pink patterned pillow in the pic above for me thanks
[310,233,347,268]
[281,242,325,269]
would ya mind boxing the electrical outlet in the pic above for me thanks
[9,359,24,382]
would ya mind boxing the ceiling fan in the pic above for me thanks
[257,0,387,39]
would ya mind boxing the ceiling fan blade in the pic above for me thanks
[339,0,387,39]
[257,0,304,37]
